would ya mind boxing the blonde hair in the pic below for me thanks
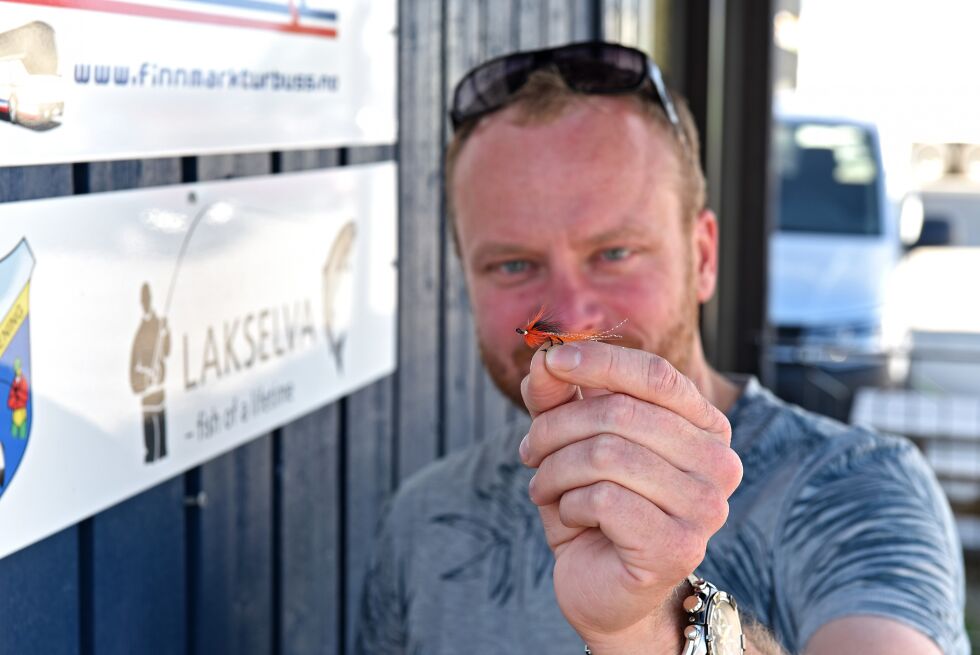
[445,67,707,233]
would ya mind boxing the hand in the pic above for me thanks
[519,341,742,654]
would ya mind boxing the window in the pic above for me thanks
[773,120,882,235]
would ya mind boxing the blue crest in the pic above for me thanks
[0,239,35,498]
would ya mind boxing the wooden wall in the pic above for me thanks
[0,1,652,653]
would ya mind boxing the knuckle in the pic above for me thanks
[600,393,636,432]
[646,355,679,397]
[709,408,733,444]
[703,442,742,492]
[645,403,672,434]
[699,488,730,531]
[589,480,620,513]
[588,433,623,471]
[709,437,732,462]
[671,526,707,571]
[605,346,623,382]
[527,414,550,459]
[527,467,546,504]
[721,448,744,492]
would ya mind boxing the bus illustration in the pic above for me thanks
[0,21,65,128]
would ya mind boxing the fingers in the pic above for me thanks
[542,341,730,438]
[521,393,743,495]
[522,346,580,418]
[518,340,744,597]
[528,434,719,524]
[537,501,587,556]
[538,483,708,589]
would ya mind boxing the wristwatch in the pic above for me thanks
[681,574,745,655]
[582,574,745,655]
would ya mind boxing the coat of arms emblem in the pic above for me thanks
[0,239,34,498]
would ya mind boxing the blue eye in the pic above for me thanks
[599,247,630,262]
[498,260,530,274]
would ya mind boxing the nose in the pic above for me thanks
[545,269,605,333]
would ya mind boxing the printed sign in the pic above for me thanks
[0,0,396,165]
[0,162,397,560]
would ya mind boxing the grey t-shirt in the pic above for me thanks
[356,376,969,654]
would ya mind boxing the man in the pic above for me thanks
[357,42,967,654]
[130,282,171,463]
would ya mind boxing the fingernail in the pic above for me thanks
[546,344,581,371]
[528,474,537,497]
[519,434,529,462]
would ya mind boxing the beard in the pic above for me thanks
[479,288,701,412]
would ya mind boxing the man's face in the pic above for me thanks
[452,96,719,408]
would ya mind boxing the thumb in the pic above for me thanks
[522,345,580,418]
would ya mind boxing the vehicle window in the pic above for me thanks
[774,121,882,235]
[10,60,28,83]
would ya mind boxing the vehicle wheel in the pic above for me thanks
[9,95,18,125]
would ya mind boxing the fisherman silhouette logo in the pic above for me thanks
[130,282,170,464]
[322,221,356,372]
[0,239,35,498]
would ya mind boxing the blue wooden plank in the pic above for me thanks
[517,0,545,48]
[196,152,273,181]
[0,529,80,655]
[343,377,394,654]
[397,0,445,480]
[443,0,486,457]
[278,402,342,655]
[349,144,396,163]
[340,146,396,653]
[0,165,73,203]
[192,436,274,655]
[484,0,516,58]
[279,148,343,171]
[89,480,187,655]
[544,0,577,45]
[87,158,183,192]
[572,0,599,40]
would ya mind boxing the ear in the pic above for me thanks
[691,208,719,303]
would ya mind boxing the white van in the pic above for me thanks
[0,56,64,127]
[765,113,907,418]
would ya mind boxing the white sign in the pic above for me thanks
[0,162,397,560]
[0,0,396,165]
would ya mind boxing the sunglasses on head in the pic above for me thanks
[449,40,686,148]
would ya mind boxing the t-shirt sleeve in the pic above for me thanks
[778,434,968,654]
[354,506,409,655]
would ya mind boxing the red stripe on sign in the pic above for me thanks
[1,0,339,37]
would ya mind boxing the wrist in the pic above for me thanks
[581,593,686,655]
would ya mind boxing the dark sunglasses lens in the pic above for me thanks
[554,44,645,92]
[454,54,535,121]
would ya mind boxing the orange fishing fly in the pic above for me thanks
[515,306,628,348]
